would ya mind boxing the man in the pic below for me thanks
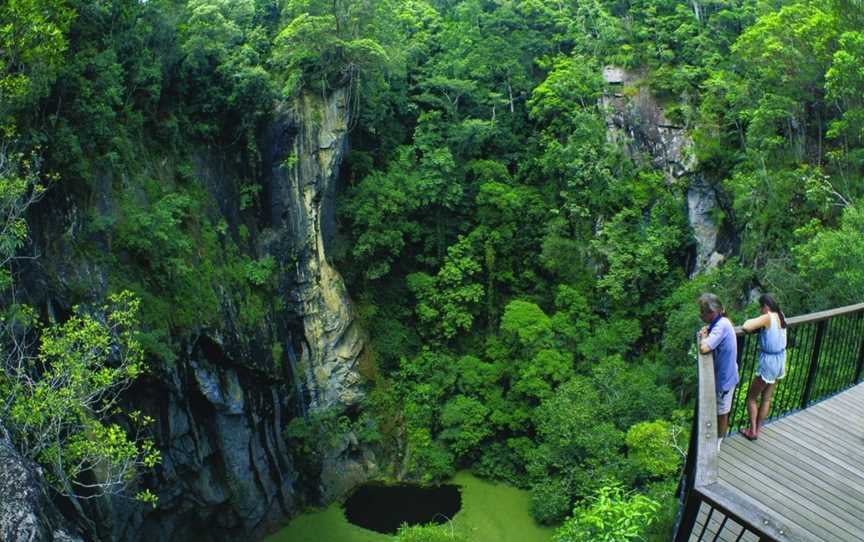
[697,293,738,440]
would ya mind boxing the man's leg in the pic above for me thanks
[717,413,729,438]
[716,387,734,439]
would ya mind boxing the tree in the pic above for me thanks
[500,299,575,401]
[625,418,687,480]
[793,204,864,308]
[397,350,459,481]
[2,292,160,503]
[0,144,49,290]
[0,137,158,507]
[0,0,74,123]
[553,484,660,542]
[727,2,839,162]
[439,394,491,459]
[179,0,275,145]
[592,198,688,306]
[341,148,423,280]
[826,31,864,154]
[271,0,390,97]
[407,235,484,342]
[528,377,625,523]
[395,522,469,542]
[528,55,603,124]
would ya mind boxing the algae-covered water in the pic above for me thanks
[263,471,554,542]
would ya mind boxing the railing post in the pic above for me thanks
[674,494,701,542]
[673,402,701,542]
[854,312,864,384]
[801,320,827,408]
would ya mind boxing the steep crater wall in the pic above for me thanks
[6,90,370,542]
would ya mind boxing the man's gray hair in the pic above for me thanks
[698,293,724,315]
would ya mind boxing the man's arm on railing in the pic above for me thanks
[699,325,722,354]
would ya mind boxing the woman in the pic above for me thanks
[740,294,787,441]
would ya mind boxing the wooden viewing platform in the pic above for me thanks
[674,303,864,542]
[692,383,864,541]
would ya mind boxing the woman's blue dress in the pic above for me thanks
[758,312,787,383]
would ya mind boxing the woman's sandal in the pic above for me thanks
[740,428,758,441]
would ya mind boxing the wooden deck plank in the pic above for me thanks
[723,435,864,510]
[721,439,864,520]
[825,381,864,401]
[806,387,864,415]
[800,400,864,432]
[715,466,848,541]
[777,417,864,471]
[783,412,864,456]
[718,459,861,542]
[712,383,864,542]
[788,409,864,452]
[719,443,862,538]
[701,481,816,542]
[814,390,864,413]
[692,502,759,542]
[818,402,864,426]
[794,411,859,440]
[692,505,724,542]
[819,392,864,417]
[763,414,864,483]
[740,426,864,497]
[754,420,864,481]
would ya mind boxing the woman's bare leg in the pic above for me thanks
[756,382,777,433]
[746,377,768,434]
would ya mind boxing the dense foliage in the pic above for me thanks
[553,484,659,542]
[3,0,864,538]
[1,26,159,506]
[329,0,864,533]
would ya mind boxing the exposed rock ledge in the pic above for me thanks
[266,88,375,502]
[601,66,726,274]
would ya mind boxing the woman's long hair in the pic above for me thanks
[758,294,787,328]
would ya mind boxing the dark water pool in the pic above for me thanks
[342,482,462,534]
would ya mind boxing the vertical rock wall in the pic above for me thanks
[267,89,364,413]
[265,89,374,502]
[3,88,370,541]
[0,425,84,542]
[601,66,727,274]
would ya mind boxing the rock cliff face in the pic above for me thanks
[601,66,727,274]
[0,425,84,542]
[5,89,369,541]
[687,177,726,272]
[265,89,374,502]
[268,89,365,413]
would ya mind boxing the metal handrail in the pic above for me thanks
[733,302,864,334]
[673,302,864,542]
[728,302,864,432]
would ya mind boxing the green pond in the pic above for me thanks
[263,471,555,542]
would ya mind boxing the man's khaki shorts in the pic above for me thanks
[717,387,735,416]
